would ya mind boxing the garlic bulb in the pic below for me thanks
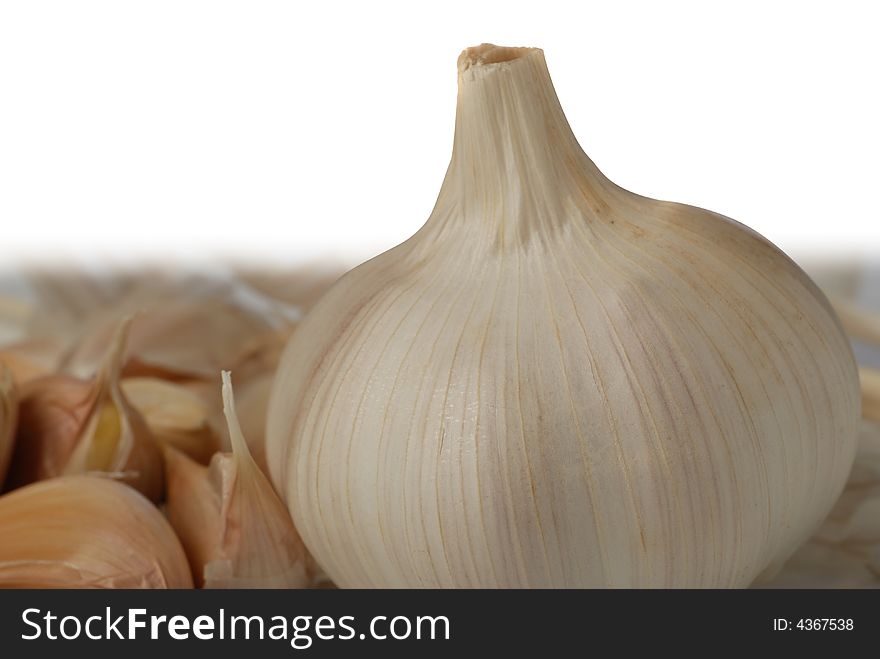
[267,44,861,588]
[7,317,163,501]
[0,365,17,486]
[0,475,192,588]
[164,371,310,588]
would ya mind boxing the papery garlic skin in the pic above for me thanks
[267,45,860,588]
[0,476,192,588]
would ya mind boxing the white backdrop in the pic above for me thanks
[1,0,878,268]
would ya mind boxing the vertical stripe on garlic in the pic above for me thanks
[266,44,861,588]
[7,317,163,501]
[0,475,192,588]
[164,371,310,588]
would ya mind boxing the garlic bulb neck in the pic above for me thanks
[437,44,608,243]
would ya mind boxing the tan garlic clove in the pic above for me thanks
[0,475,192,588]
[162,445,223,587]
[63,300,277,381]
[164,371,310,589]
[0,365,17,487]
[7,318,163,501]
[122,377,220,465]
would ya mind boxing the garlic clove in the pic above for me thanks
[6,374,94,490]
[0,365,17,487]
[164,371,310,588]
[162,445,224,587]
[7,317,163,501]
[63,300,277,381]
[0,475,192,588]
[122,377,220,464]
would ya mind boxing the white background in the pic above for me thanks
[1,0,878,268]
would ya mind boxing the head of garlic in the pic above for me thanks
[0,475,192,588]
[266,44,861,588]
[7,317,163,501]
[164,371,310,588]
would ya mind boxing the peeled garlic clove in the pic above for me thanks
[0,475,192,588]
[8,318,163,501]
[63,300,276,380]
[164,372,310,588]
[122,377,220,464]
[0,366,17,486]
[267,44,861,588]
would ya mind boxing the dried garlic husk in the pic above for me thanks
[0,475,192,588]
[0,366,17,486]
[63,300,276,380]
[122,377,220,464]
[164,372,309,588]
[267,44,860,588]
[7,318,163,501]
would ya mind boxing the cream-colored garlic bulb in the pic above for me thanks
[267,44,861,588]
[0,475,192,588]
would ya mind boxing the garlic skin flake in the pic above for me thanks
[165,371,310,588]
[267,44,861,588]
[0,475,192,588]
